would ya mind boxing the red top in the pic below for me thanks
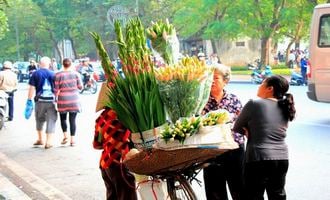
[93,108,131,169]
[54,71,82,113]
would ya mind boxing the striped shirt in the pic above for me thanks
[54,70,82,113]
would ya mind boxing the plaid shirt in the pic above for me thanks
[203,90,244,145]
[93,108,131,169]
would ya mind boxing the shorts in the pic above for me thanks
[35,101,58,133]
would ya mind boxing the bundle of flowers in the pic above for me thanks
[92,18,167,149]
[201,109,231,126]
[156,109,236,150]
[155,57,213,122]
[146,19,180,65]
[160,117,201,143]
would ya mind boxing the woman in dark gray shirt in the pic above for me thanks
[233,75,296,200]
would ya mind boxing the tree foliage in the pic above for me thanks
[0,0,329,63]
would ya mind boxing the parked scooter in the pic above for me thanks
[247,58,262,70]
[251,65,273,84]
[0,91,8,130]
[290,70,304,86]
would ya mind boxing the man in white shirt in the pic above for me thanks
[0,61,18,121]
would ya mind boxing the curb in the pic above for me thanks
[0,152,72,200]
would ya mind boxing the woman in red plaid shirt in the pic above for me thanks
[93,108,137,200]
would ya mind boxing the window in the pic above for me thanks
[318,15,330,47]
[236,41,245,47]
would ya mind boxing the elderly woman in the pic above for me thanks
[203,64,244,200]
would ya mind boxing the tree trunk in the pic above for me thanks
[69,37,77,59]
[48,30,63,61]
[210,39,218,54]
[260,37,271,67]
[56,43,63,62]
[286,40,294,66]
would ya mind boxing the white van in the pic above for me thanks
[307,3,330,103]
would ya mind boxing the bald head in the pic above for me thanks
[39,57,51,68]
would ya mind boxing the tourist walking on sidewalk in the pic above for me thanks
[233,75,296,200]
[54,58,82,146]
[28,56,57,149]
[202,64,244,200]
[0,61,18,121]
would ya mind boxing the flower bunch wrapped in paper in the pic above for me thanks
[146,19,180,65]
[155,109,238,150]
[160,116,201,143]
[196,109,238,149]
[155,57,213,123]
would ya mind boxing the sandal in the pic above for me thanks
[33,140,44,146]
[45,144,53,149]
[61,137,68,145]
[70,142,76,147]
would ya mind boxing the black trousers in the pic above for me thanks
[59,112,77,136]
[244,160,289,200]
[204,145,245,200]
[100,164,137,200]
[7,92,14,120]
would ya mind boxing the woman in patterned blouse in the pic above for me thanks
[203,64,244,200]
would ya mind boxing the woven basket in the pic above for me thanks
[123,148,230,175]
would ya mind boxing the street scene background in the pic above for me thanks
[0,80,329,200]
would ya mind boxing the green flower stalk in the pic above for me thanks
[89,32,116,83]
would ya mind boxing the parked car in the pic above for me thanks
[13,62,30,82]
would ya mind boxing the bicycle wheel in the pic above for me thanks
[166,175,197,200]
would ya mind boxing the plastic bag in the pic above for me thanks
[24,99,34,119]
[137,179,168,200]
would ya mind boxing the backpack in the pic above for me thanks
[37,78,55,102]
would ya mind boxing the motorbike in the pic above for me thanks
[0,91,8,130]
[80,71,98,94]
[247,58,262,70]
[251,65,273,84]
[290,71,304,86]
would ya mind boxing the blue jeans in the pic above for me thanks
[301,69,307,85]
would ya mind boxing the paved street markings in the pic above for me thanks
[0,152,72,200]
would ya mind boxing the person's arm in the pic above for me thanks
[54,74,60,98]
[14,75,18,90]
[233,99,253,135]
[76,73,83,90]
[28,85,35,100]
[28,73,36,100]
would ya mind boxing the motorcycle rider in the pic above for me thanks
[0,61,18,121]
[78,58,94,87]
[27,60,38,79]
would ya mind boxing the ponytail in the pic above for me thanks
[278,93,296,121]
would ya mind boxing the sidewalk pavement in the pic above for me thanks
[0,152,72,200]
